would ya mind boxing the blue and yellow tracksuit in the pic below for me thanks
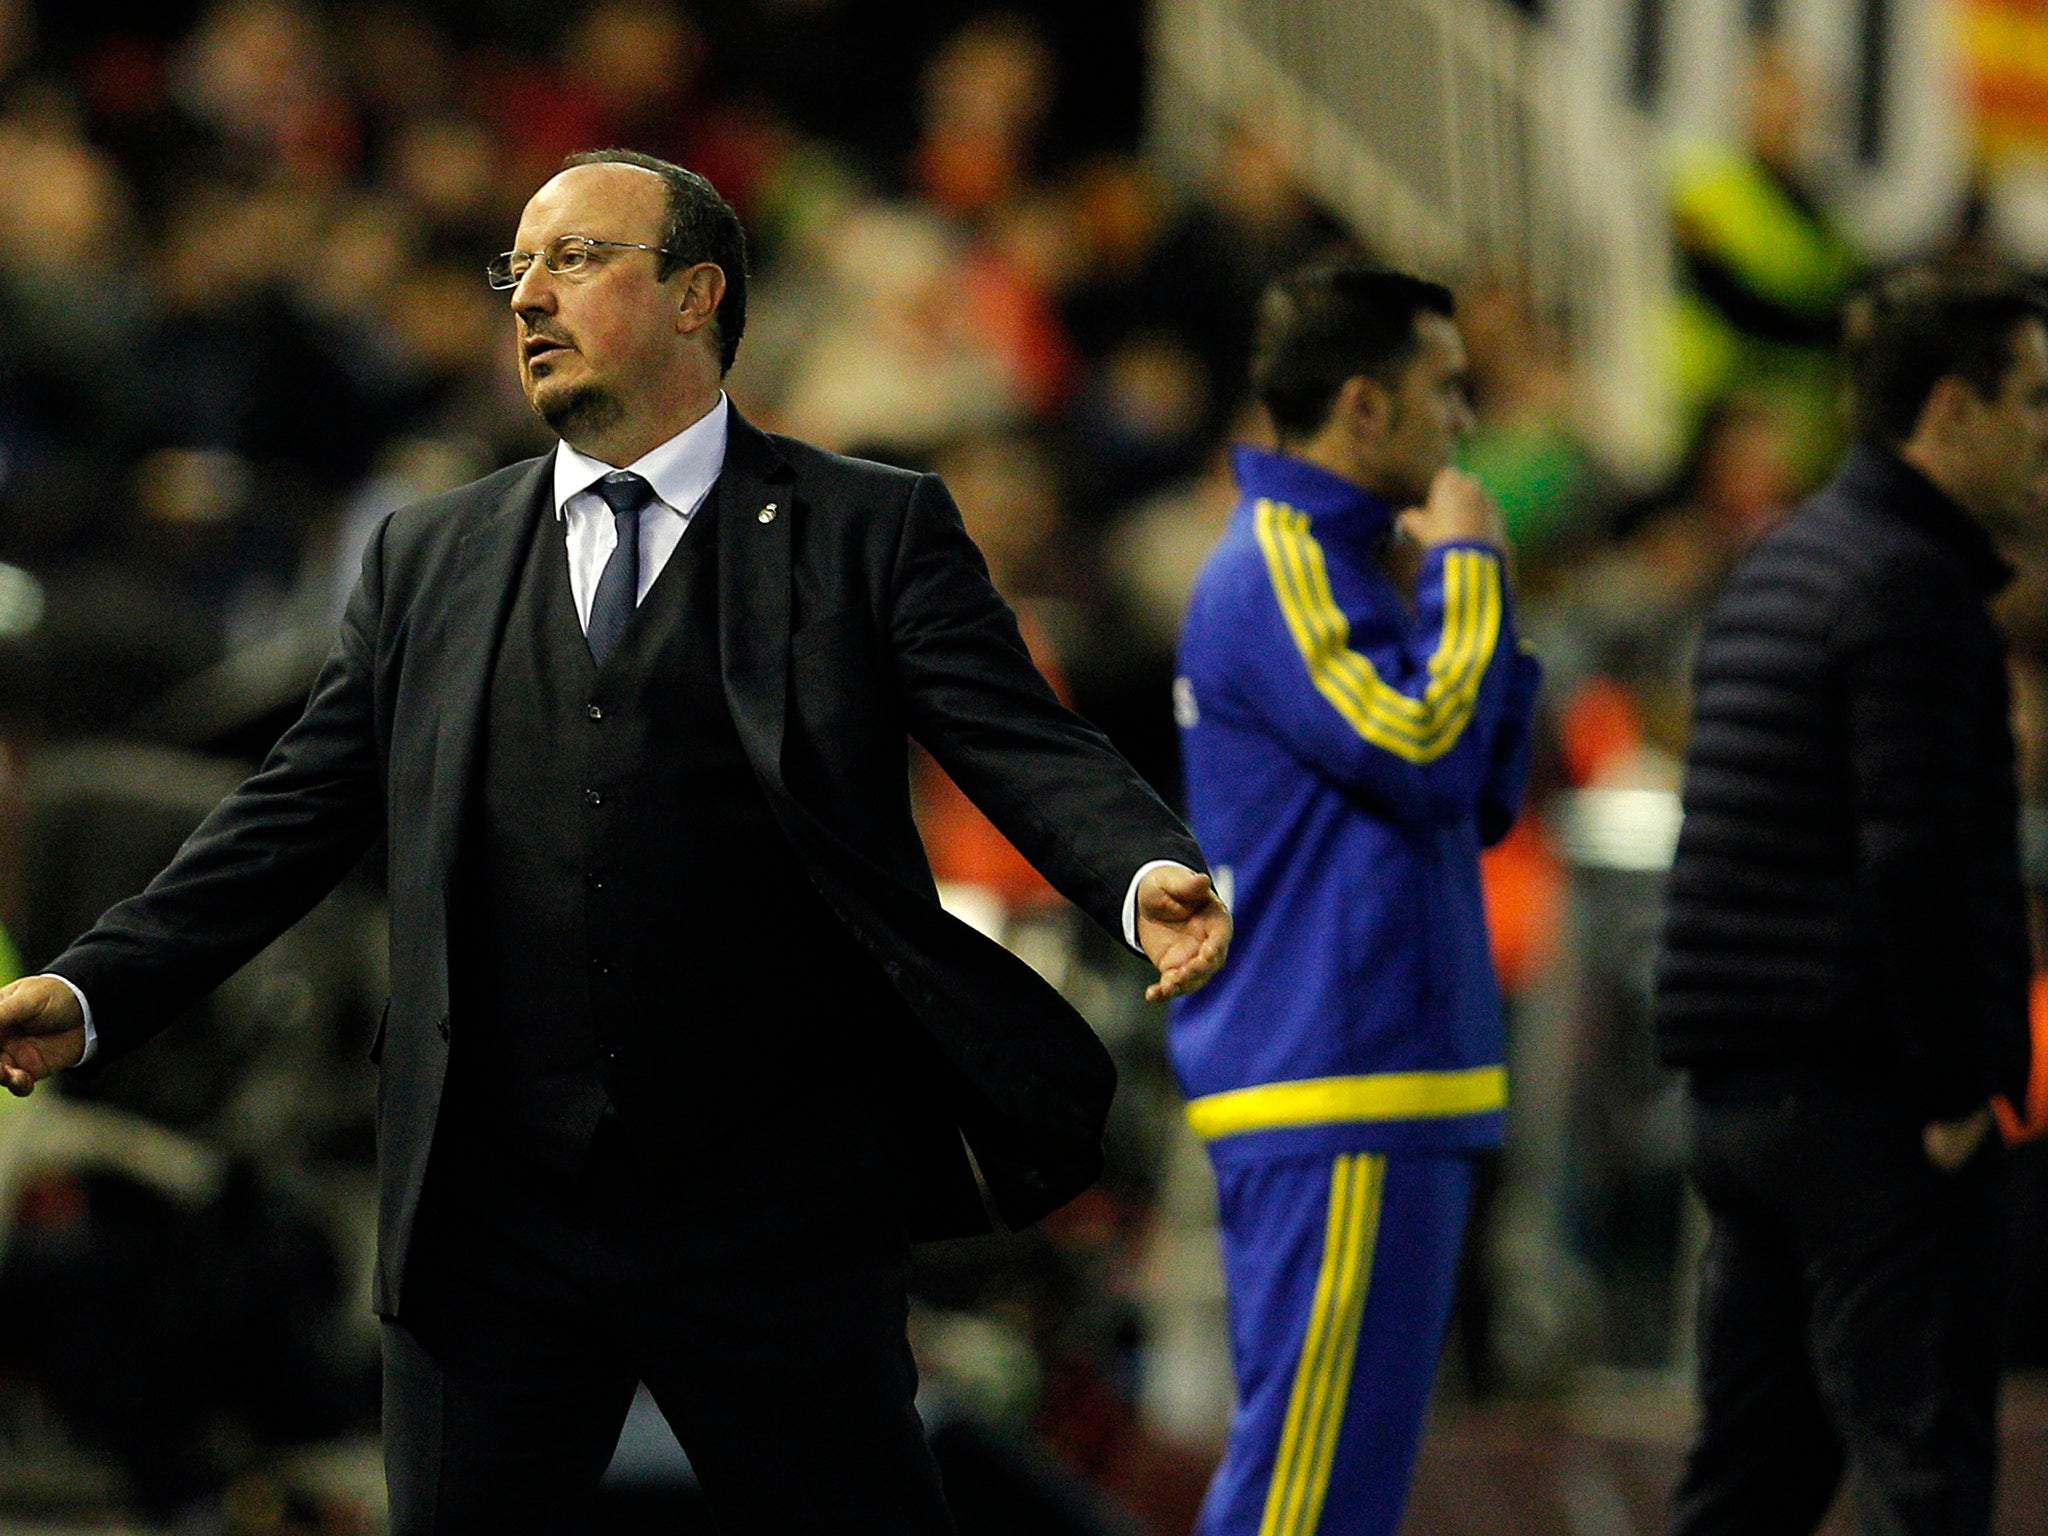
[1173,446,1539,1535]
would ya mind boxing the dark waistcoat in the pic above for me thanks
[443,498,901,1184]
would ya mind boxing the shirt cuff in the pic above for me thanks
[1123,859,1197,954]
[41,974,96,1063]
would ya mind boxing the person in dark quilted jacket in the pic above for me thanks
[1658,267,2048,1536]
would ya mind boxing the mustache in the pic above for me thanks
[522,323,574,349]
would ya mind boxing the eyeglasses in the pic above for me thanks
[486,235,675,290]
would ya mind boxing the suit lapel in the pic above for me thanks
[420,411,792,882]
[430,451,553,890]
[715,412,797,792]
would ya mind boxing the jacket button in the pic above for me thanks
[587,703,604,720]
[436,1013,450,1041]
[584,789,603,806]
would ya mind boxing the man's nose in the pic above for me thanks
[509,261,555,316]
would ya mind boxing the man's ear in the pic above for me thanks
[1339,373,1394,447]
[677,263,727,334]
[1919,374,1979,443]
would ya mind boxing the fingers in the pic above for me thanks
[1138,872,1234,1001]
[1140,865,1215,918]
[10,977,81,1039]
[0,977,35,1029]
[0,975,74,1035]
[1144,924,1232,1002]
[1411,468,1502,548]
[0,979,86,1091]
[0,1037,45,1096]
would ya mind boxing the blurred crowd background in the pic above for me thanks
[0,0,2045,1531]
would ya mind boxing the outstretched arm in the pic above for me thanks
[29,521,391,1068]
[889,471,1211,955]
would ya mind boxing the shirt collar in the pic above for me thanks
[552,392,731,518]
[1230,444,1394,537]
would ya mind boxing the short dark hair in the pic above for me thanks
[1847,265,2048,445]
[1251,261,1457,439]
[560,147,750,375]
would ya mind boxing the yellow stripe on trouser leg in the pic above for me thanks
[1258,1152,1387,1536]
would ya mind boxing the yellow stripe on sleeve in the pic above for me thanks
[1259,1152,1386,1536]
[1253,500,1502,763]
[1185,1066,1508,1141]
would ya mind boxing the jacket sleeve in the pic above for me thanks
[886,472,1205,937]
[1834,557,1994,1119]
[45,521,390,1062]
[1236,527,1522,828]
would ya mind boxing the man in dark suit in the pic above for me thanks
[0,149,1231,1534]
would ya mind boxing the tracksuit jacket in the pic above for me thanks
[1171,446,1541,1168]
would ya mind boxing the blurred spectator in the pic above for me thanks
[1540,396,1799,767]
[462,0,687,195]
[911,12,1056,225]
[777,202,1028,453]
[326,435,489,625]
[0,115,150,566]
[1457,273,1609,564]
[702,0,911,164]
[1114,125,1349,444]
[171,0,360,185]
[1068,331,1212,519]
[1669,38,1859,485]
[342,2,460,137]
[0,1159,372,1524]
[557,0,706,159]
[384,111,503,262]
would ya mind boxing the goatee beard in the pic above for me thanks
[536,381,625,444]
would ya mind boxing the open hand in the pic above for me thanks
[1136,865,1232,1003]
[0,975,86,1097]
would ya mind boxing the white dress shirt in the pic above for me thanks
[554,392,729,623]
[57,396,1188,1060]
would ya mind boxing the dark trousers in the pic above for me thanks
[382,1112,955,1536]
[1672,1070,2005,1536]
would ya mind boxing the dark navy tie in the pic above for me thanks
[586,471,656,667]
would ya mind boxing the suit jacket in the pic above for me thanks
[50,410,1206,1313]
